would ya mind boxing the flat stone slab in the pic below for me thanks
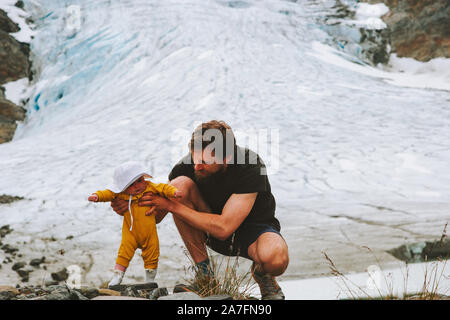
[109,282,158,292]
[91,296,149,300]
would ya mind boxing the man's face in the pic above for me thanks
[191,149,226,181]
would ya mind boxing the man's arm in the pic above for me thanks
[143,192,257,240]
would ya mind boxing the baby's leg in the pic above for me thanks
[116,231,138,269]
[141,232,159,283]
[114,263,126,272]
[109,232,138,287]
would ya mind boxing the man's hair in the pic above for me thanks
[189,120,237,161]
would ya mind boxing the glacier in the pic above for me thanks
[0,0,449,295]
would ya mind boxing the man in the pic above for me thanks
[111,120,289,300]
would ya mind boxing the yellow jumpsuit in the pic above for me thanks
[94,181,177,269]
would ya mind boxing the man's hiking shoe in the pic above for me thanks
[251,262,285,300]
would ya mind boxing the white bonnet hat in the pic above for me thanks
[110,161,152,193]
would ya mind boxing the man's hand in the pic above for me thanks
[110,198,128,216]
[139,192,174,213]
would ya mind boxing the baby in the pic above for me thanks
[88,161,181,287]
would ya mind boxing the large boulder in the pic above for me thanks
[362,0,450,61]
[0,9,19,33]
[0,9,30,144]
[0,30,30,85]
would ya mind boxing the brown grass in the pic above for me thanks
[183,250,256,300]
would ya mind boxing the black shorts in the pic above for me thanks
[206,223,282,260]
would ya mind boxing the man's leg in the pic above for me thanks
[247,232,289,276]
[169,176,212,264]
[247,232,289,300]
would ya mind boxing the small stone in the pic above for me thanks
[14,1,24,9]
[98,288,121,296]
[30,256,45,267]
[0,225,13,237]
[51,268,68,282]
[122,287,137,297]
[71,290,89,301]
[0,291,15,300]
[17,269,31,278]
[1,244,19,254]
[148,287,168,300]
[12,261,26,271]
[44,285,67,293]
[75,287,99,299]
[0,285,19,296]
[158,292,202,300]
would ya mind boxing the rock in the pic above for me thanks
[0,225,13,237]
[12,261,26,271]
[98,288,121,296]
[0,195,24,204]
[0,97,26,121]
[91,295,149,300]
[1,244,19,254]
[71,290,89,300]
[32,288,79,300]
[0,9,20,33]
[17,269,31,280]
[44,285,68,292]
[0,115,17,143]
[109,282,158,293]
[361,0,450,61]
[0,291,16,300]
[121,286,137,297]
[0,285,19,299]
[0,194,24,204]
[29,256,46,267]
[51,268,69,282]
[158,292,203,300]
[75,287,99,299]
[0,6,31,145]
[388,239,450,262]
[14,1,24,10]
[148,287,169,300]
[0,30,30,85]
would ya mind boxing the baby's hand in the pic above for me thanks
[173,190,183,199]
[88,194,99,202]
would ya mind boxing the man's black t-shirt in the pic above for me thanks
[168,146,280,231]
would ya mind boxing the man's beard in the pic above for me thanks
[194,165,227,186]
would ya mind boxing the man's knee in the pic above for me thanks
[257,235,289,276]
[169,176,196,191]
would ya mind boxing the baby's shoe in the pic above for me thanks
[145,268,157,283]
[108,269,125,287]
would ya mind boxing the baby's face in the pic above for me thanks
[123,176,147,195]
